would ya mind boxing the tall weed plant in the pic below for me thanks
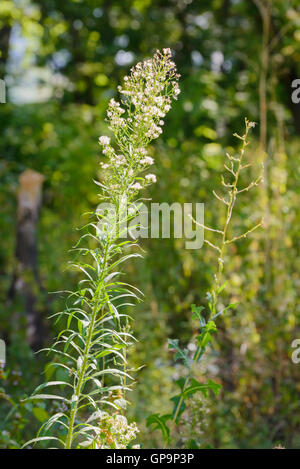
[147,119,263,448]
[24,49,180,449]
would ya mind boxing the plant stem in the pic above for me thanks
[210,122,251,317]
[65,241,110,449]
[167,343,203,448]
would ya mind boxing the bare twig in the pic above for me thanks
[225,220,263,244]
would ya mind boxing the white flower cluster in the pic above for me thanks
[99,136,110,146]
[106,98,126,131]
[97,49,180,197]
[94,413,139,449]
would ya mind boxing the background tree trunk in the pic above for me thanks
[8,169,46,351]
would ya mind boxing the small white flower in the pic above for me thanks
[145,174,157,183]
[131,182,143,190]
[109,98,120,107]
[99,136,110,146]
[115,154,126,166]
[140,156,154,165]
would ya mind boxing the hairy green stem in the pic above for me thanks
[65,241,110,449]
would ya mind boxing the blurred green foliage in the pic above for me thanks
[0,0,300,449]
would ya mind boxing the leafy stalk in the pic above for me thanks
[24,49,180,449]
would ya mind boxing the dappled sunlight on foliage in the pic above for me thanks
[0,0,300,450]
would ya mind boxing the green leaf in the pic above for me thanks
[32,381,71,395]
[187,439,201,449]
[32,407,49,423]
[175,377,186,391]
[183,378,222,399]
[77,356,83,370]
[168,339,191,368]
[43,413,68,432]
[217,281,227,295]
[26,394,68,402]
[44,362,55,382]
[196,321,217,348]
[220,302,238,315]
[22,436,63,448]
[87,410,106,423]
[206,379,222,396]
[170,395,186,423]
[191,304,206,325]
[146,414,171,442]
